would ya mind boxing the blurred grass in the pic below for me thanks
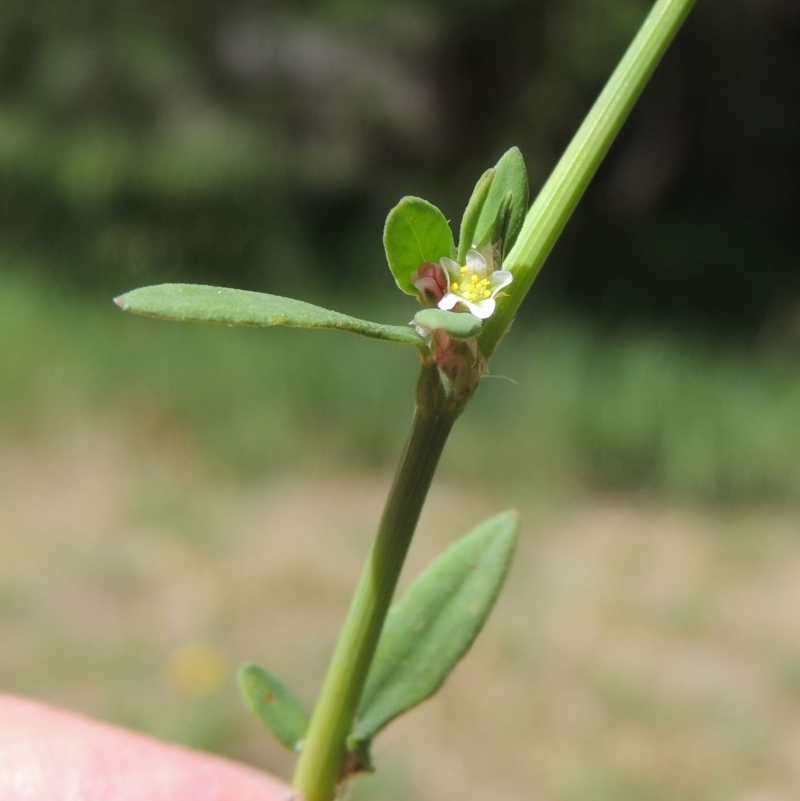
[2,268,798,503]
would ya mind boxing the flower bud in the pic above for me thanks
[412,262,450,306]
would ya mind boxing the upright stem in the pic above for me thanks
[480,0,697,359]
[293,1,697,794]
[293,365,458,801]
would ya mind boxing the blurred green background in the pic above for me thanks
[2,1,799,799]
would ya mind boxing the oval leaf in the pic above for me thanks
[413,309,482,339]
[115,284,424,348]
[473,147,529,253]
[351,510,519,744]
[383,197,454,295]
[457,167,495,262]
[239,663,309,752]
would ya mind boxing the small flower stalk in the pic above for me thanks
[413,324,485,414]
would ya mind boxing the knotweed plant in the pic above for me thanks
[115,1,695,798]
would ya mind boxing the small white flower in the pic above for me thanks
[437,247,512,320]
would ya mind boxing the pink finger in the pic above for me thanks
[0,694,290,801]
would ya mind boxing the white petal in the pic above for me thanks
[464,298,496,319]
[464,249,487,274]
[439,257,462,281]
[490,270,513,292]
[437,293,460,311]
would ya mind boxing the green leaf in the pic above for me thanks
[383,196,454,296]
[412,309,482,339]
[457,167,495,262]
[473,147,529,253]
[114,284,424,348]
[491,191,514,253]
[351,510,519,746]
[238,663,309,752]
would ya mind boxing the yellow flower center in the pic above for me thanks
[452,266,492,304]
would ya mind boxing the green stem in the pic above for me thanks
[480,0,697,358]
[292,1,697,795]
[292,367,457,801]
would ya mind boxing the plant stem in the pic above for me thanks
[292,366,457,801]
[480,0,697,358]
[293,1,698,794]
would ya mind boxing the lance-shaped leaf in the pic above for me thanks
[115,284,424,348]
[384,197,454,296]
[491,191,514,256]
[457,167,495,262]
[239,663,309,753]
[350,510,519,749]
[472,147,529,253]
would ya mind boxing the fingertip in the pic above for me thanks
[0,694,291,801]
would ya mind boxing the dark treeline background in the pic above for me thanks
[1,0,798,339]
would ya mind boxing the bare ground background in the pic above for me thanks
[3,409,799,801]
